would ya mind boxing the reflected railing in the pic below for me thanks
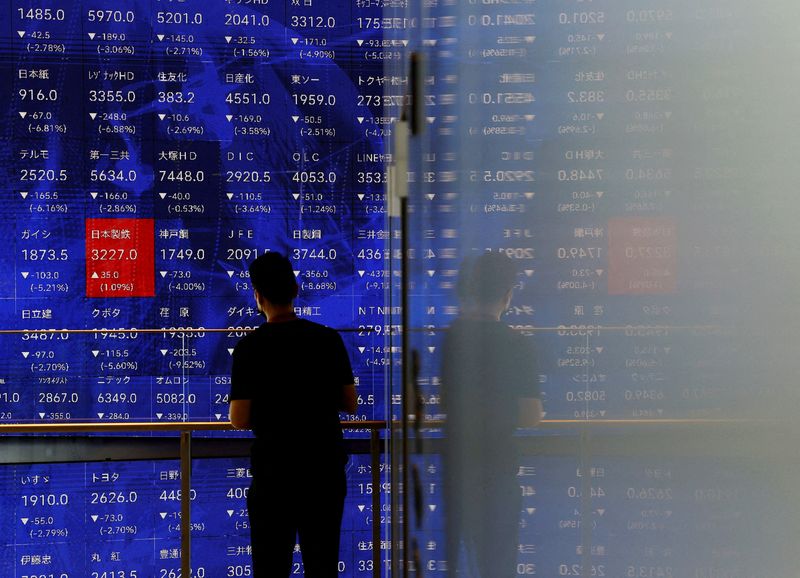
[398,416,797,578]
[0,420,387,578]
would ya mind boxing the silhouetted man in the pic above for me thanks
[441,251,543,578]
[229,252,357,578]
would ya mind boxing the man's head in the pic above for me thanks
[248,252,298,309]
[457,251,518,312]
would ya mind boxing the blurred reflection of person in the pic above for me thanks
[228,252,357,578]
[441,251,543,578]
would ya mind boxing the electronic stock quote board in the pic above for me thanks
[1,0,390,576]
[3,0,800,577]
[0,0,390,425]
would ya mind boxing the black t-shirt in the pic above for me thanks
[441,317,540,476]
[230,318,354,475]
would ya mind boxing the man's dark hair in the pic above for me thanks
[248,252,298,306]
[457,251,518,305]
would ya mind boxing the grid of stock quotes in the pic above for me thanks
[2,0,391,576]
[3,454,390,577]
[0,0,389,425]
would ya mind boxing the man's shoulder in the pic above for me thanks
[234,319,341,349]
[445,318,531,353]
[233,324,267,351]
[446,317,516,337]
[297,319,341,340]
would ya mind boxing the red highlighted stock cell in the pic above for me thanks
[608,217,677,295]
[85,218,155,298]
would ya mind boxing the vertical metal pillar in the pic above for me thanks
[180,430,192,577]
[401,194,410,578]
[579,428,591,578]
[371,428,382,578]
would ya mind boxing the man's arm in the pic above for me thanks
[518,397,543,428]
[340,383,357,414]
[229,339,253,429]
[229,399,252,429]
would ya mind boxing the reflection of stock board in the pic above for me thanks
[401,0,800,576]
[409,0,799,424]
[0,0,388,425]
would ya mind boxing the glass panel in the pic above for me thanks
[397,0,800,577]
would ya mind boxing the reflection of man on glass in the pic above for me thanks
[228,252,357,578]
[441,251,543,578]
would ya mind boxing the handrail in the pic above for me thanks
[0,420,388,578]
[535,418,783,426]
[0,420,386,433]
[419,418,785,428]
[0,327,375,334]
[0,418,783,435]
[0,323,725,334]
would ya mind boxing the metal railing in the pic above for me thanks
[0,420,387,578]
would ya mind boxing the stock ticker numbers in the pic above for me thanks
[0,455,387,577]
[0,0,390,425]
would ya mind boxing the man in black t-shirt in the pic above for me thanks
[441,252,543,578]
[229,252,357,578]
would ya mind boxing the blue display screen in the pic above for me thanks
[0,0,388,425]
[1,455,385,577]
